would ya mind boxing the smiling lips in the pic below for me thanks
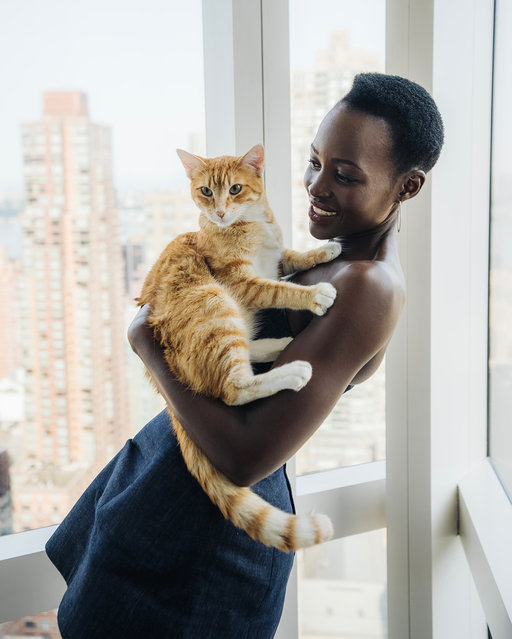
[309,203,339,223]
[312,204,337,217]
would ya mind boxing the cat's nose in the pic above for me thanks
[217,211,226,219]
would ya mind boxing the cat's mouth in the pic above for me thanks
[209,213,233,227]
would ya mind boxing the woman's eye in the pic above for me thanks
[308,158,320,169]
[201,186,213,196]
[336,172,356,184]
[229,184,242,195]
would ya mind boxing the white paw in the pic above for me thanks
[275,360,312,391]
[320,242,342,262]
[311,282,337,315]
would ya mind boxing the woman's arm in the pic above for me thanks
[129,263,400,486]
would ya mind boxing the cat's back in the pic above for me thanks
[138,231,213,304]
[155,231,201,272]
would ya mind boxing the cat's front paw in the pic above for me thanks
[311,282,337,316]
[276,360,313,391]
[318,241,342,263]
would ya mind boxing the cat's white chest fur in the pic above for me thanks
[248,224,282,280]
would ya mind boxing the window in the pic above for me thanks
[488,0,512,502]
[298,530,387,638]
[0,0,204,542]
[287,4,388,637]
[0,1,505,637]
[0,610,60,637]
[289,0,386,477]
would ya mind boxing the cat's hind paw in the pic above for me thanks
[311,282,337,315]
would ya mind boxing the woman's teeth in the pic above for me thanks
[312,205,337,217]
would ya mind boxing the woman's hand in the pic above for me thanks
[127,305,186,420]
[127,304,153,357]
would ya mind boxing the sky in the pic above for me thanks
[0,0,385,196]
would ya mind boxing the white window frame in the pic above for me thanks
[386,1,511,638]
[1,2,511,638]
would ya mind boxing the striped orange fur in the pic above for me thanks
[136,145,342,551]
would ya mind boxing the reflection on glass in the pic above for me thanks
[489,0,512,502]
[0,0,205,536]
[289,0,386,475]
[298,530,387,638]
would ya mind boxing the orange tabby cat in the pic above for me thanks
[136,144,341,551]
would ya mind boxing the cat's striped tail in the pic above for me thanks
[173,415,333,552]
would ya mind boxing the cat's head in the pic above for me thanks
[177,145,266,227]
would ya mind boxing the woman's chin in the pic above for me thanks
[309,218,342,240]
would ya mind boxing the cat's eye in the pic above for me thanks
[229,184,242,195]
[200,186,213,197]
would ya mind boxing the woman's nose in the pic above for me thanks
[307,170,331,198]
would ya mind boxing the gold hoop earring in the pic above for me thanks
[397,201,402,233]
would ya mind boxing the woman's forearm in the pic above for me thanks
[131,334,288,485]
[128,307,265,484]
[127,302,359,486]
[128,308,326,484]
[128,263,395,485]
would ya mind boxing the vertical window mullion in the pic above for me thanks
[201,0,264,157]
[386,0,493,637]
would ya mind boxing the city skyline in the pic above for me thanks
[0,0,386,196]
[0,27,388,536]
[0,15,389,638]
[0,4,509,637]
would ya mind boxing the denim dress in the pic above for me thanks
[46,309,296,639]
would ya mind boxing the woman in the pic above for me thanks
[46,73,444,638]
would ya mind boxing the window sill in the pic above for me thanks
[459,458,512,638]
[0,525,65,623]
[296,460,386,539]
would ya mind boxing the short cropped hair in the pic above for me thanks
[340,73,444,175]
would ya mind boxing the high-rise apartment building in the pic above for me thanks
[0,247,20,379]
[16,92,129,527]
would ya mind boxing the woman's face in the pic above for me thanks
[304,104,403,240]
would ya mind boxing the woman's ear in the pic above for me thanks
[399,170,426,202]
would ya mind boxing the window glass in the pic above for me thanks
[298,529,387,638]
[0,610,60,638]
[289,0,386,475]
[488,0,512,501]
[0,0,205,536]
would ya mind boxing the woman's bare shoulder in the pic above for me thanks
[333,258,405,313]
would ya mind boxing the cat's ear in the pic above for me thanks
[242,144,265,177]
[177,149,206,179]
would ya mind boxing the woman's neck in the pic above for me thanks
[334,210,399,261]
